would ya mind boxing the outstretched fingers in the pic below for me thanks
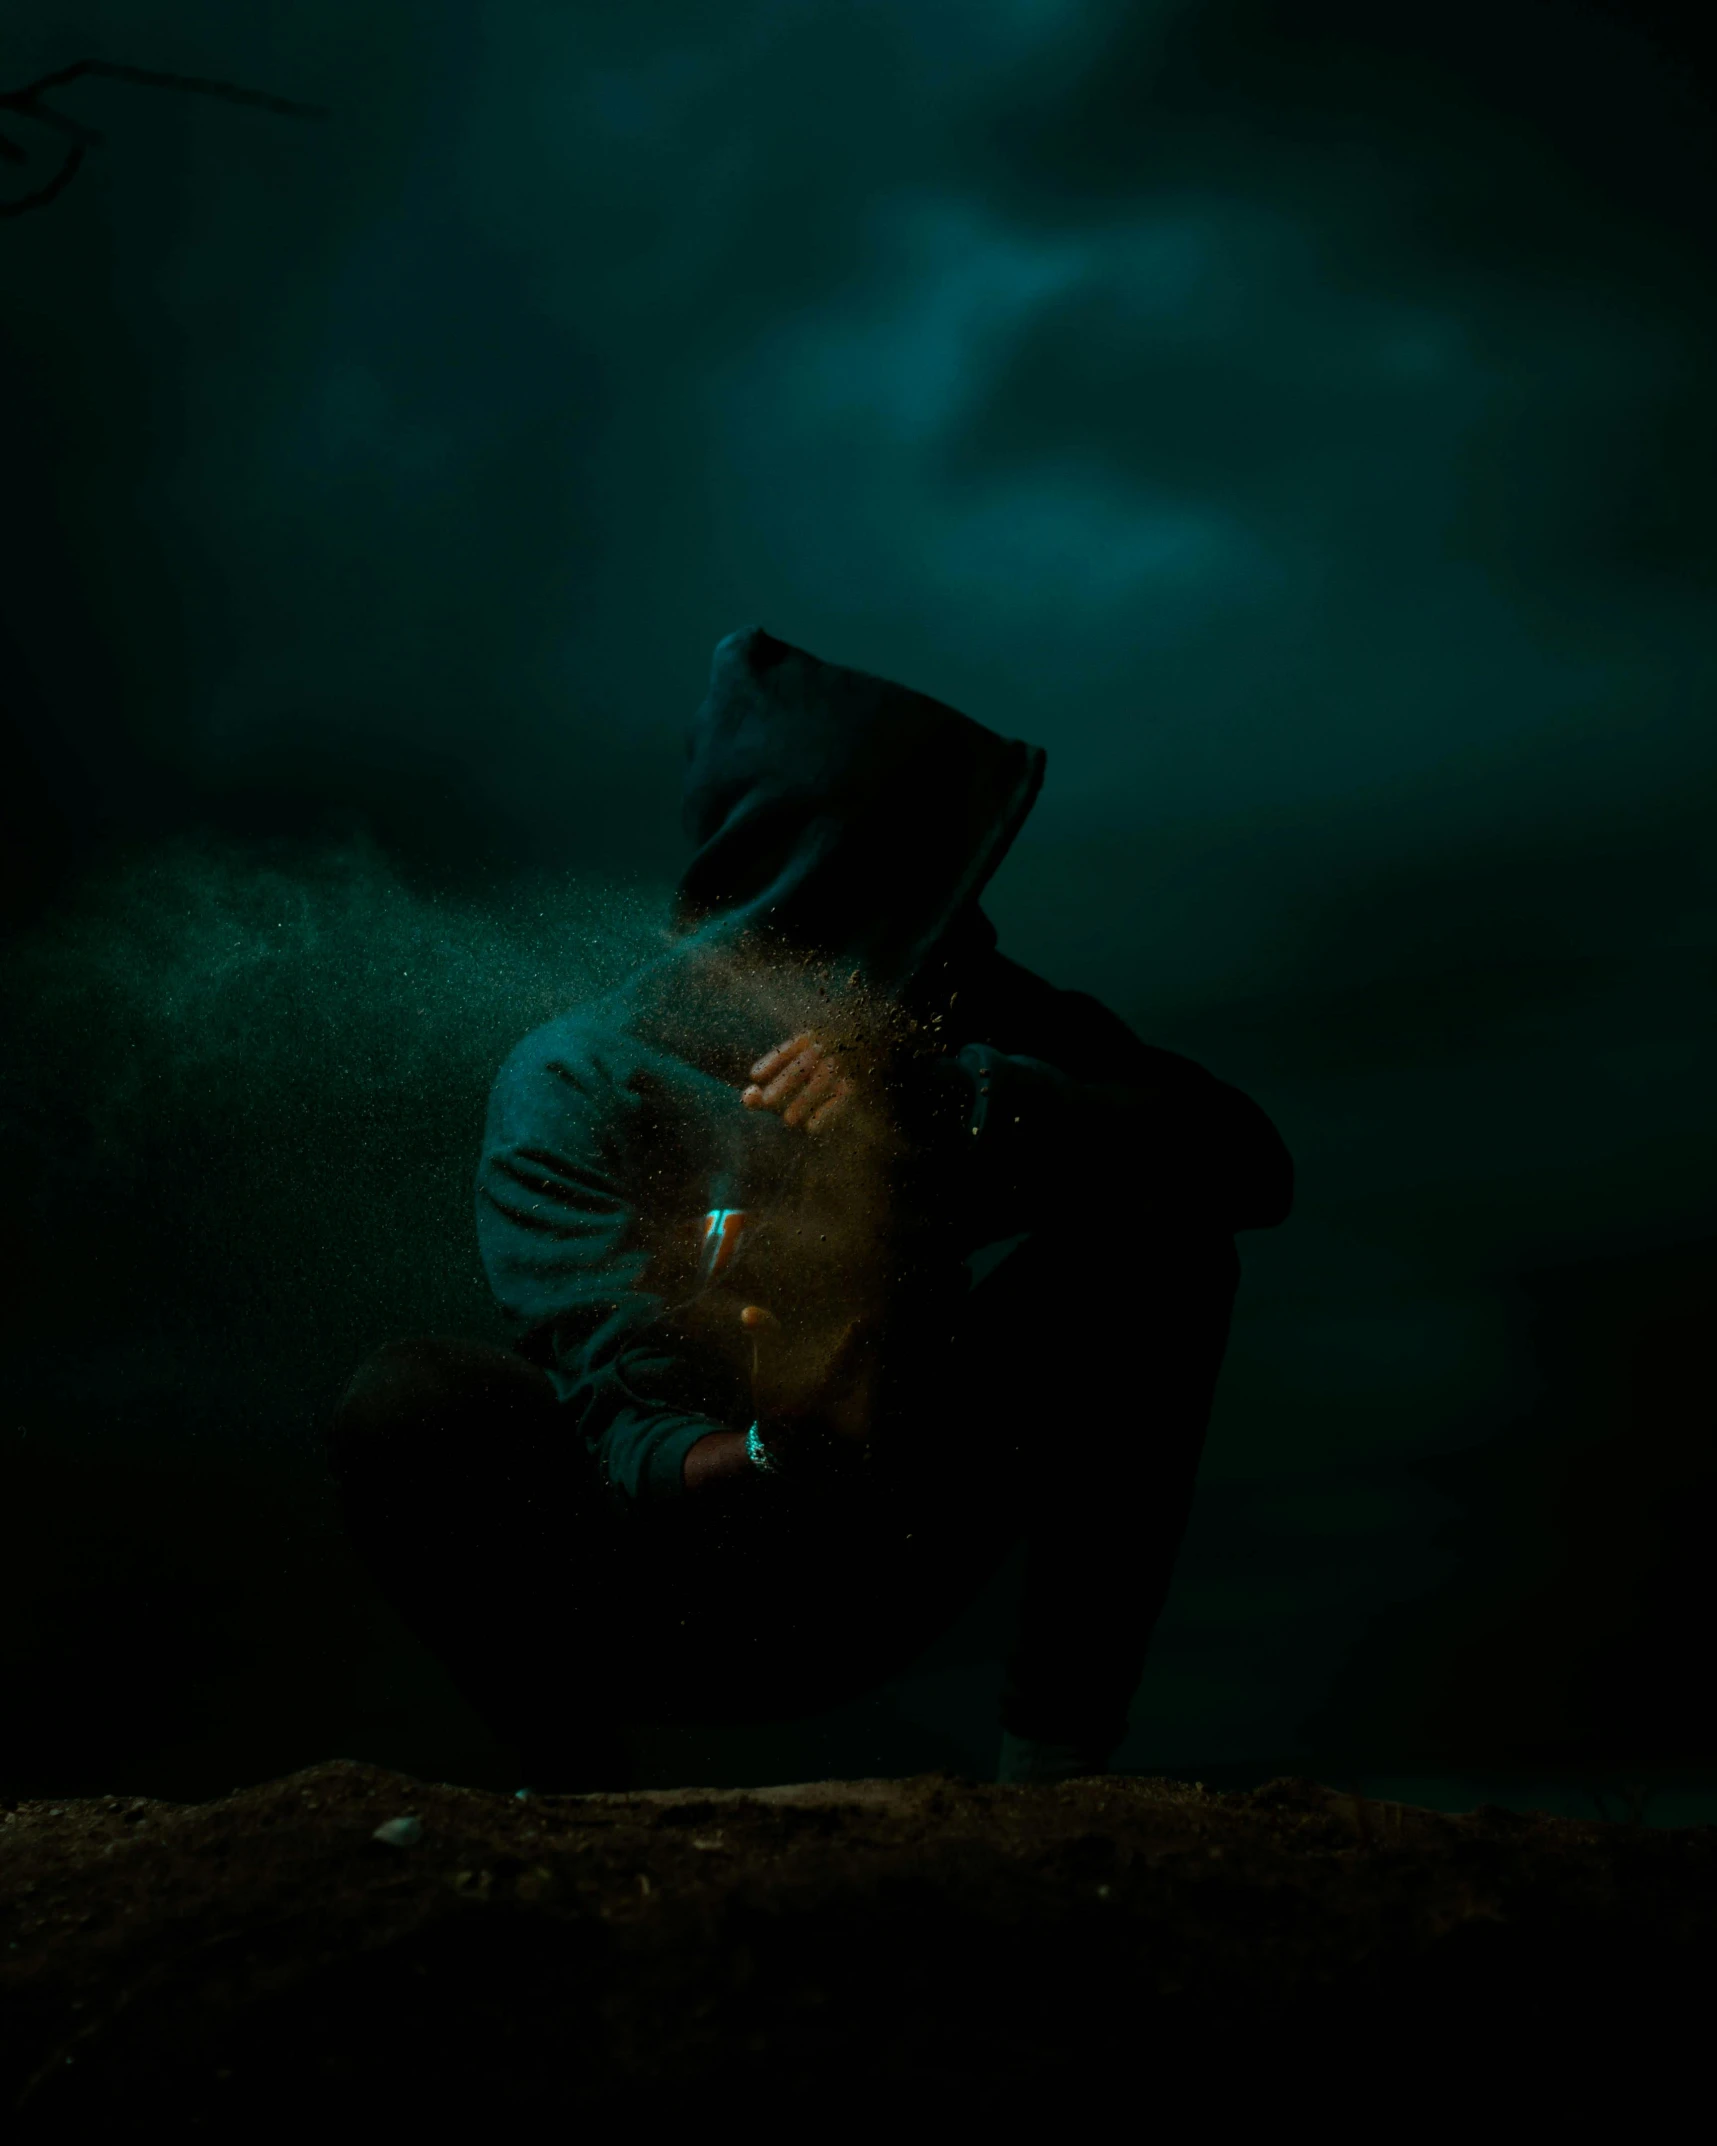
[744,1033,847,1119]
[748,1034,815,1087]
[783,1054,846,1128]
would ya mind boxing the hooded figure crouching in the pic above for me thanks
[328,628,1294,1788]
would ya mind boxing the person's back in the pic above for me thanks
[330,626,1293,1786]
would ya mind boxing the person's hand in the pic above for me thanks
[741,1300,876,1457]
[679,1300,878,1495]
[741,1033,855,1133]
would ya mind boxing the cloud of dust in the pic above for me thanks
[0,837,673,1386]
[5,834,668,1128]
[0,840,958,1457]
[642,937,961,1453]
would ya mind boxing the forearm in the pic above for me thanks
[682,1426,754,1493]
[681,1421,870,1494]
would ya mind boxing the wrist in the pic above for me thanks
[745,1412,865,1489]
[681,1427,753,1494]
[745,1419,786,1474]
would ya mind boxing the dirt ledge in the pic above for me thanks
[3,1760,1709,2123]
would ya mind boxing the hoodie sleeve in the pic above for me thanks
[913,989,1294,1239]
[476,1027,731,1505]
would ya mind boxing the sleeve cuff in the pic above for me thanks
[636,1416,732,1502]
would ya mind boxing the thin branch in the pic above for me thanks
[3,102,105,145]
[0,59,327,121]
[0,144,83,217]
[0,57,326,218]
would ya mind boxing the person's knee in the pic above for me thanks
[327,1336,552,1480]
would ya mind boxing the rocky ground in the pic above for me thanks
[2,1760,1708,2125]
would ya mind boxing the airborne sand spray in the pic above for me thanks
[0,837,673,1415]
[3,835,669,1120]
[0,838,955,1458]
[634,934,965,1463]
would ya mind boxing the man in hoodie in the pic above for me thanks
[329,627,1293,1787]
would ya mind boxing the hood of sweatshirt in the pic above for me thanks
[672,626,1045,1000]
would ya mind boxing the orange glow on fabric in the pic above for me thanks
[698,1208,749,1284]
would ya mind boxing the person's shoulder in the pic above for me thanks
[985,955,1213,1085]
[986,954,1142,1049]
[490,989,637,1104]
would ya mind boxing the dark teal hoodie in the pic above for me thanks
[476,627,1292,1504]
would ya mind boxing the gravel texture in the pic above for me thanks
[2,1759,1707,2124]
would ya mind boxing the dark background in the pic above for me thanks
[3,0,1713,1817]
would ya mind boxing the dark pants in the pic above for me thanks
[328,1224,1240,1786]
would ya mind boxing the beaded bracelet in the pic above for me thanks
[745,1420,784,1475]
